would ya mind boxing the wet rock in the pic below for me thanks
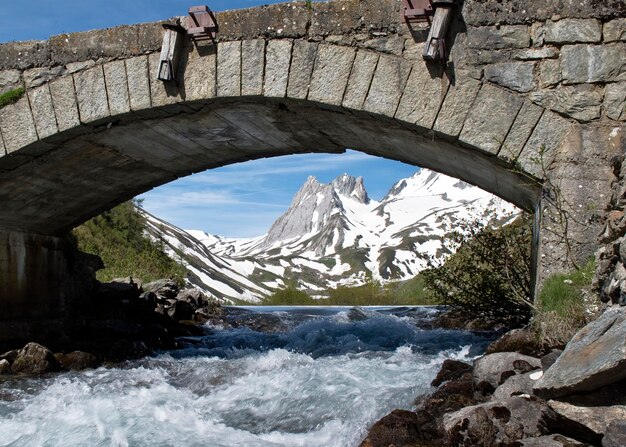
[423,373,477,414]
[11,343,61,375]
[473,352,541,395]
[359,409,428,447]
[0,349,18,364]
[105,339,151,362]
[443,397,557,446]
[541,350,563,371]
[431,359,473,387]
[485,328,540,356]
[548,400,626,445]
[534,306,626,399]
[168,300,194,321]
[55,351,101,371]
[0,359,10,374]
[603,420,626,447]
[517,434,589,446]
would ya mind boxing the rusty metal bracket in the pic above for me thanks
[402,0,435,24]
[186,5,218,41]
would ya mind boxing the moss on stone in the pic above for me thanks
[0,87,25,109]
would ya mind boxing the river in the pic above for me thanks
[0,306,494,447]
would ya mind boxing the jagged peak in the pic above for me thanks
[331,174,370,204]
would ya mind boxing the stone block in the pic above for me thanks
[49,76,80,132]
[360,36,405,56]
[604,19,626,43]
[73,66,110,123]
[65,60,96,74]
[264,40,293,98]
[484,61,536,93]
[363,54,412,117]
[544,19,602,44]
[604,82,626,121]
[395,56,448,130]
[0,69,21,94]
[460,84,523,154]
[514,47,559,60]
[531,85,603,122]
[241,39,265,96]
[103,60,131,116]
[0,96,38,153]
[148,52,181,107]
[342,50,379,110]
[433,77,482,138]
[517,111,573,179]
[23,66,65,89]
[181,44,217,103]
[125,56,152,111]
[27,84,58,139]
[561,43,626,84]
[540,59,561,88]
[0,40,49,70]
[309,45,356,106]
[548,400,626,444]
[0,126,5,155]
[501,101,543,162]
[467,25,530,50]
[217,41,242,97]
[287,41,318,99]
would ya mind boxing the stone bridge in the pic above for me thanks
[0,0,623,335]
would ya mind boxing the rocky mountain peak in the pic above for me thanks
[331,174,370,204]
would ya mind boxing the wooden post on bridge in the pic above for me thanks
[423,0,456,61]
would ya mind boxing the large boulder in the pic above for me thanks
[485,328,541,356]
[473,352,541,395]
[144,279,179,300]
[548,400,626,445]
[359,409,438,447]
[534,306,626,399]
[603,420,626,447]
[431,359,473,387]
[54,351,101,371]
[0,359,10,374]
[443,396,558,446]
[492,371,540,401]
[11,343,61,375]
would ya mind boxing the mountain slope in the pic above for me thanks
[142,169,518,303]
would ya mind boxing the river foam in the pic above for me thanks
[0,307,491,447]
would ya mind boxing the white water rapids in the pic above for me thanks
[0,307,493,446]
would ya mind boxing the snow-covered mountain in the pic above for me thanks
[142,169,518,303]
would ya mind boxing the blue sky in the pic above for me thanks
[3,1,419,237]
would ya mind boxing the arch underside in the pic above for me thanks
[0,97,540,235]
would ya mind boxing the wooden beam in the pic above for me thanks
[423,2,455,61]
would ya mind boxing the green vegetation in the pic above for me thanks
[73,200,187,284]
[0,87,25,109]
[422,213,533,327]
[533,259,594,347]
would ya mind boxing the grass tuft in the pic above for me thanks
[0,87,25,109]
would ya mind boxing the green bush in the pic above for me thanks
[73,200,187,285]
[261,286,317,305]
[423,213,533,328]
[0,87,25,109]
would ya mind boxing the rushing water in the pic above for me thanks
[0,306,493,447]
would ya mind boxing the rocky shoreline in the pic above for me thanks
[360,305,626,447]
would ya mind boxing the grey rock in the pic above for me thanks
[0,69,20,92]
[460,83,523,154]
[361,36,405,55]
[603,18,626,43]
[541,349,563,371]
[548,400,626,444]
[363,55,411,117]
[49,75,80,132]
[65,60,96,74]
[540,59,562,88]
[500,101,543,162]
[287,40,317,99]
[604,420,626,447]
[331,175,369,204]
[530,85,604,122]
[0,359,10,374]
[342,50,378,110]
[561,43,626,84]
[23,66,65,88]
[544,19,602,44]
[534,306,626,398]
[0,349,18,364]
[431,359,472,387]
[28,84,58,139]
[473,352,541,393]
[11,343,61,375]
[181,44,216,102]
[484,61,536,93]
[103,60,130,116]
[517,434,588,446]
[492,371,536,400]
[443,397,556,446]
[55,351,100,371]
[604,82,626,121]
[309,45,355,106]
[144,279,179,300]
[0,96,38,154]
[264,39,292,98]
[217,41,242,97]
[467,25,530,50]
[125,56,152,111]
[514,47,559,60]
